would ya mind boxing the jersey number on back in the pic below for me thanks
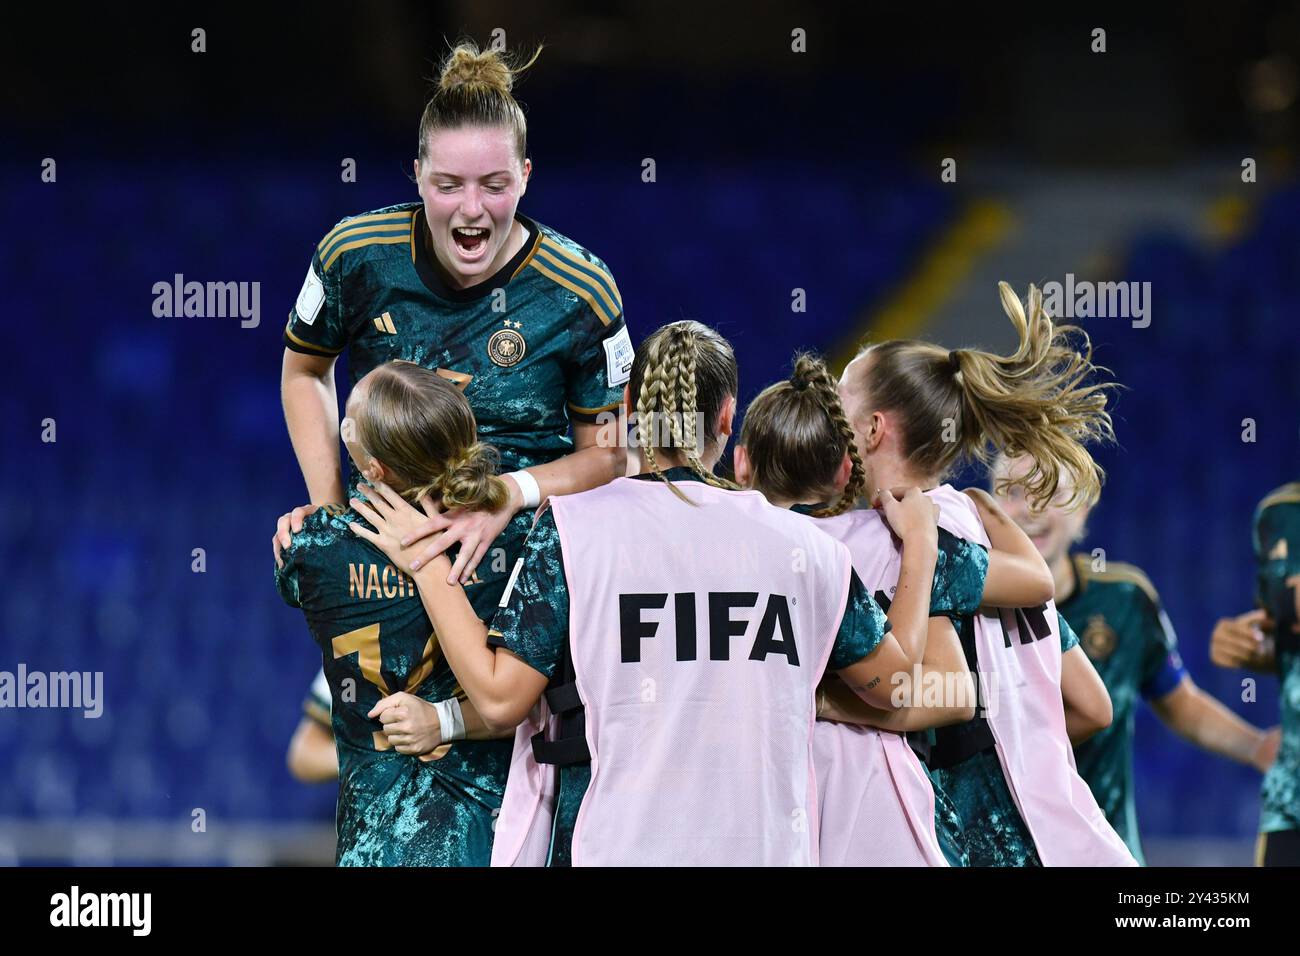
[331,623,437,696]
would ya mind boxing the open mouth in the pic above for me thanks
[451,226,491,258]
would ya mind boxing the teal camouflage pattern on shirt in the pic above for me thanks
[925,605,1047,867]
[1059,554,1185,865]
[933,747,1041,867]
[919,534,987,870]
[482,504,586,866]
[935,605,1141,867]
[930,528,990,618]
[1060,613,1080,652]
[489,468,893,865]
[275,504,520,866]
[284,204,630,484]
[931,775,971,867]
[1254,483,1300,834]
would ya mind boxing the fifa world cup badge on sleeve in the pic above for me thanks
[295,265,326,325]
[603,325,634,387]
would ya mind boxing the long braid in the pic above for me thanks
[634,337,667,481]
[678,336,736,491]
[799,358,865,517]
[633,323,738,502]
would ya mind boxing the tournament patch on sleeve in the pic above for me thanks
[602,324,634,388]
[294,264,326,326]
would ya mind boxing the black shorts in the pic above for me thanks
[1258,828,1300,867]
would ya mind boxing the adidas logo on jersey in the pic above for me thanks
[1269,538,1288,560]
[371,312,397,334]
[620,591,799,666]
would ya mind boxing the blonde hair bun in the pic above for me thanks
[438,43,517,94]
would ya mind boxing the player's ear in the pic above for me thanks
[833,451,853,492]
[861,410,886,454]
[716,394,736,440]
[733,445,752,487]
[363,458,387,484]
[519,157,532,196]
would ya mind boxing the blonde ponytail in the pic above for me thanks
[846,281,1117,511]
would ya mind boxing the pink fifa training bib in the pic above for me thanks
[498,476,856,866]
[926,485,1135,866]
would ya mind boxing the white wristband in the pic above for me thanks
[433,697,466,743]
[506,470,541,510]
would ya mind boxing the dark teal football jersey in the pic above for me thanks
[1059,554,1185,865]
[275,504,521,866]
[284,203,632,477]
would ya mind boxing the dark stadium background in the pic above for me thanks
[2,1,1297,864]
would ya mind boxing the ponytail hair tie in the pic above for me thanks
[790,377,811,392]
[948,350,962,373]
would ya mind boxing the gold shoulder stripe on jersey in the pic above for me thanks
[534,245,621,320]
[284,323,345,355]
[322,233,412,273]
[568,399,622,415]
[1090,560,1161,606]
[540,236,623,303]
[317,210,414,254]
[538,237,623,311]
[372,312,397,334]
[528,257,619,326]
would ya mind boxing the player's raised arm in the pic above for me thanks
[349,480,548,732]
[281,226,351,506]
[873,486,940,665]
[282,349,347,505]
[962,487,1054,607]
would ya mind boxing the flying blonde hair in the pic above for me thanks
[844,281,1116,510]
